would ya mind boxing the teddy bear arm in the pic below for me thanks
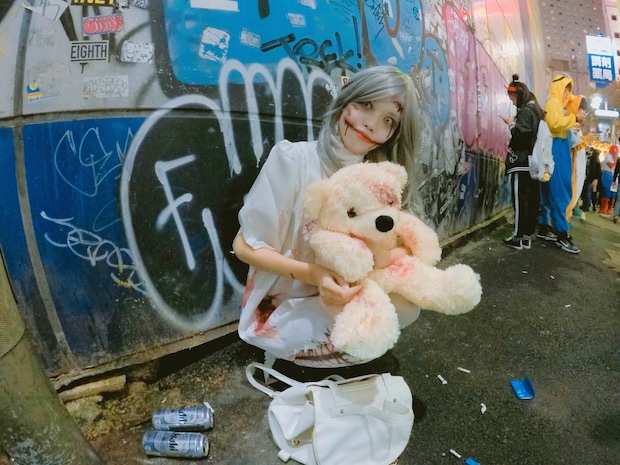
[371,257,482,315]
[309,230,374,282]
[397,214,442,265]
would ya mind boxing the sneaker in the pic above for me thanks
[614,216,618,224]
[537,228,557,241]
[555,236,580,254]
[521,235,532,249]
[580,211,586,221]
[503,236,522,250]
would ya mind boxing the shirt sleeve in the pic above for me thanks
[238,140,301,252]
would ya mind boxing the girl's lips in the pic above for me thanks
[347,123,376,145]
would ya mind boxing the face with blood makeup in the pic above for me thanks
[338,97,402,156]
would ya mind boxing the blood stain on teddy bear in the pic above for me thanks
[366,181,401,208]
[386,259,416,278]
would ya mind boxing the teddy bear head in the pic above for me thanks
[303,161,407,242]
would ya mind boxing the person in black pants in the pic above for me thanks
[500,75,544,250]
[582,148,601,213]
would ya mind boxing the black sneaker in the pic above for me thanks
[537,229,557,241]
[521,235,532,249]
[555,236,580,254]
[503,236,522,250]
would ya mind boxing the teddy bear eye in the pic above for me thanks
[347,208,357,218]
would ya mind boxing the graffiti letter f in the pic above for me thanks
[155,155,197,271]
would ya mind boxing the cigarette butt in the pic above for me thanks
[437,374,448,385]
[457,367,471,373]
[449,449,462,459]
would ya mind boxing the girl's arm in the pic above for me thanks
[233,234,361,306]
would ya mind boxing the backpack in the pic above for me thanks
[528,119,554,182]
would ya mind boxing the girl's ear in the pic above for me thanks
[303,180,329,220]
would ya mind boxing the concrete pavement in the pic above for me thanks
[82,212,620,465]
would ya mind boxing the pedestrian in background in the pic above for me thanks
[581,148,601,213]
[565,95,589,220]
[611,159,620,223]
[500,74,542,250]
[539,74,585,254]
[598,144,618,218]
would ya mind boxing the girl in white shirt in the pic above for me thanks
[233,66,425,368]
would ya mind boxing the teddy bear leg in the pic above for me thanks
[330,279,401,360]
[373,258,482,315]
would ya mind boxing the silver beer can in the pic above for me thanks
[142,431,209,458]
[152,402,214,431]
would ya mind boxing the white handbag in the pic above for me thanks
[246,362,414,465]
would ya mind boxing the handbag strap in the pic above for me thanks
[245,362,303,398]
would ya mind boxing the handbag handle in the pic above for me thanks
[245,362,303,398]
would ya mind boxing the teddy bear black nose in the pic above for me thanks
[375,215,394,232]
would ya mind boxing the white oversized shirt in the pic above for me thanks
[237,139,364,362]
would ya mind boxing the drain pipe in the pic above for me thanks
[0,253,106,465]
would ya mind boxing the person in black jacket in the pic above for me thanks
[581,148,601,213]
[500,75,544,250]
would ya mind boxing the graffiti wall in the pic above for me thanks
[0,0,546,381]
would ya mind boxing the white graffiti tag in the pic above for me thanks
[40,211,147,295]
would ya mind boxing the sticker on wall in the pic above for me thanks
[26,81,44,103]
[190,0,239,12]
[83,75,129,99]
[71,0,115,6]
[23,0,69,21]
[130,0,148,8]
[83,14,124,36]
[239,28,260,49]
[287,12,306,27]
[120,41,154,63]
[70,40,109,62]
[299,0,316,9]
[199,26,230,63]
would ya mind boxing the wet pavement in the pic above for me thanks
[78,212,619,464]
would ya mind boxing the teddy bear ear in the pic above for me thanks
[303,179,329,220]
[380,161,408,188]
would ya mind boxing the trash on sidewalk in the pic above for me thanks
[465,458,481,465]
[510,376,535,399]
[457,367,471,373]
[449,448,462,458]
[480,403,487,414]
[437,374,448,385]
[152,402,214,431]
[142,431,209,458]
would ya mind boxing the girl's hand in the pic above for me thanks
[499,115,511,125]
[310,265,361,307]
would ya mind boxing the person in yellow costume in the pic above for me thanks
[537,75,585,254]
[565,95,590,220]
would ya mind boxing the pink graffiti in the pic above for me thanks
[444,4,477,149]
[83,15,124,35]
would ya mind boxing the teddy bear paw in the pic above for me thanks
[330,302,401,360]
[441,264,482,314]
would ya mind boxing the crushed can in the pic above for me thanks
[152,402,214,431]
[142,431,209,458]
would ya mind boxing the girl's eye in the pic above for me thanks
[385,117,394,125]
[347,208,357,218]
[362,102,372,109]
